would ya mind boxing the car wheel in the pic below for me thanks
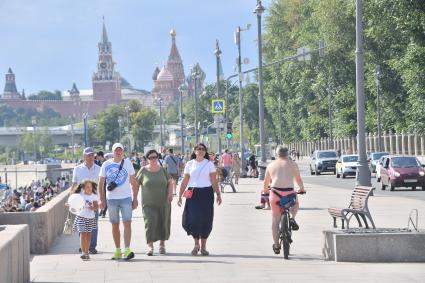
[412,186,416,191]
[390,183,395,191]
[422,186,425,191]
[310,166,315,175]
[315,166,320,175]
[381,182,386,190]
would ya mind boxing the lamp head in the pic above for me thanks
[254,0,265,16]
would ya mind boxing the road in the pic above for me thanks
[297,159,425,201]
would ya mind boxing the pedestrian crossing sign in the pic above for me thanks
[212,99,225,113]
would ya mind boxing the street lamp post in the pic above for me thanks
[254,0,267,180]
[355,0,372,186]
[70,118,75,161]
[155,99,164,150]
[235,24,250,177]
[192,69,200,145]
[125,105,131,154]
[178,84,187,154]
[376,65,382,152]
[214,40,223,154]
[31,117,37,161]
[118,117,122,141]
[83,113,88,147]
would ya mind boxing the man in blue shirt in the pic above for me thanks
[163,149,182,195]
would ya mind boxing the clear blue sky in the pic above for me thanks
[0,0,271,94]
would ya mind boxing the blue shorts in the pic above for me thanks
[107,197,133,224]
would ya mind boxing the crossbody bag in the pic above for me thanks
[106,159,125,191]
[183,160,209,199]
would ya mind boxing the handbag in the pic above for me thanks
[63,211,74,235]
[183,189,193,199]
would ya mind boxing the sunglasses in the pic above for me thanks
[196,147,206,151]
[148,156,158,160]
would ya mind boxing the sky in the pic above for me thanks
[0,0,272,94]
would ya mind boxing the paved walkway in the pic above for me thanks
[30,178,425,283]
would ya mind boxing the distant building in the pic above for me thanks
[152,29,205,105]
[0,20,152,118]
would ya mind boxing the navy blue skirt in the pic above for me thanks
[182,186,214,239]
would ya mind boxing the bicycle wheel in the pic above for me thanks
[281,212,290,259]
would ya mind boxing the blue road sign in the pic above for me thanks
[212,99,225,113]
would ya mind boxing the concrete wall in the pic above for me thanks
[0,224,30,283]
[323,230,425,262]
[0,189,69,254]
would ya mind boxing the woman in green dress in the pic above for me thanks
[136,149,173,255]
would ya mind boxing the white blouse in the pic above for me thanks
[184,159,216,187]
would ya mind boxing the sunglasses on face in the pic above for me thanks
[196,147,206,151]
[148,156,158,160]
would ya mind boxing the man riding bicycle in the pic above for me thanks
[263,146,306,254]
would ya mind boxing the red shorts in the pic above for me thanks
[270,188,297,218]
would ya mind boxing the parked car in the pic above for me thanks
[369,152,390,173]
[336,155,359,178]
[310,150,338,175]
[380,156,425,191]
[375,155,389,182]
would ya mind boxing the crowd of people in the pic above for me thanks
[0,177,68,212]
[68,143,250,260]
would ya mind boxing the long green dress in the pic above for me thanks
[136,167,171,243]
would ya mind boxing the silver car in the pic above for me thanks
[310,150,338,175]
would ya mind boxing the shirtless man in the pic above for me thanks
[263,146,306,254]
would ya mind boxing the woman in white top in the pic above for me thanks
[178,143,222,256]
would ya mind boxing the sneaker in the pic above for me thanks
[255,205,265,210]
[124,249,135,260]
[289,218,299,231]
[111,249,122,260]
[89,248,98,254]
[80,254,90,260]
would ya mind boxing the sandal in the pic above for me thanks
[200,249,209,256]
[159,246,166,255]
[255,205,265,210]
[272,244,281,255]
[146,246,153,256]
[191,245,200,256]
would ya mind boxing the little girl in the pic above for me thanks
[72,179,98,260]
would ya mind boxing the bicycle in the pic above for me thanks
[273,190,306,259]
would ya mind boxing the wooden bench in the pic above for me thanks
[328,186,375,229]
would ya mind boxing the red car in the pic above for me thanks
[380,156,425,191]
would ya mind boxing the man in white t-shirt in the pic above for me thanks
[98,143,139,260]
[71,147,101,254]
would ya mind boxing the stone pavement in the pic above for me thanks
[30,177,425,283]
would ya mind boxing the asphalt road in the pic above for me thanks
[297,161,425,202]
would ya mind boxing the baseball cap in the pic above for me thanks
[112,143,124,151]
[83,147,95,155]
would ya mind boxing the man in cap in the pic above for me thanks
[71,147,101,254]
[98,143,139,260]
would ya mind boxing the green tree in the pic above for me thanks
[28,90,62,100]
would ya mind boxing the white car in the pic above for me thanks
[375,155,388,182]
[336,155,359,178]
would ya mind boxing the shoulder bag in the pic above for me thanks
[183,160,209,199]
